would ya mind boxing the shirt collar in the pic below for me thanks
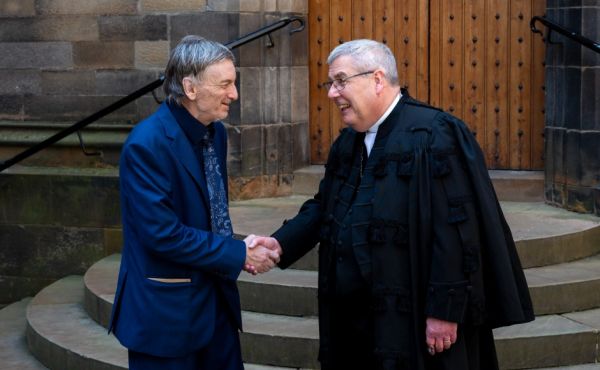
[167,101,212,147]
[366,92,402,136]
[363,92,401,156]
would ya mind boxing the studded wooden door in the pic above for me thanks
[309,0,546,170]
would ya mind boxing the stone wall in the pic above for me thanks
[0,167,122,305]
[544,0,600,215]
[0,0,310,199]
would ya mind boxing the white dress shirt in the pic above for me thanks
[364,93,401,156]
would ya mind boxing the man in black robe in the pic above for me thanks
[252,39,534,370]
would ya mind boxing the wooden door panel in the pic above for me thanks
[374,0,395,47]
[308,0,546,170]
[352,0,374,39]
[415,0,429,100]
[329,0,352,147]
[509,0,533,169]
[485,0,510,168]
[395,0,415,92]
[464,0,486,145]
[429,0,441,108]
[309,0,332,163]
[440,1,465,118]
[531,0,546,169]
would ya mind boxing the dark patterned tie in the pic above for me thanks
[202,130,233,238]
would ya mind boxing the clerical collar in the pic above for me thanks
[364,92,402,155]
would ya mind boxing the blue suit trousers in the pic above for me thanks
[128,294,243,370]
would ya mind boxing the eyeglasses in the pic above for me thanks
[322,71,375,91]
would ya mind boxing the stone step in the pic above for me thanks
[244,310,600,370]
[242,311,319,369]
[240,254,600,317]
[536,364,600,369]
[0,298,47,370]
[34,273,600,370]
[292,166,545,202]
[230,198,600,270]
[229,195,319,271]
[83,255,600,369]
[0,121,129,168]
[501,202,600,269]
[85,253,600,320]
[22,273,599,370]
[26,276,127,370]
[494,309,600,369]
[489,170,545,202]
[527,255,600,315]
[26,276,307,370]
[238,268,318,317]
[291,165,324,196]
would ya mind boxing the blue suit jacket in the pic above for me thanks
[109,102,246,357]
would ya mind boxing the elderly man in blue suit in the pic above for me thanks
[109,36,280,370]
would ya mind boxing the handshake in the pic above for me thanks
[243,234,282,275]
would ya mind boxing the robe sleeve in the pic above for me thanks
[422,113,533,326]
[423,114,482,323]
[272,133,348,269]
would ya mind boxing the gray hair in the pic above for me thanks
[327,39,399,86]
[163,35,235,105]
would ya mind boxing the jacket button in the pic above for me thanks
[338,257,343,262]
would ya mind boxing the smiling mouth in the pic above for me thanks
[338,103,350,111]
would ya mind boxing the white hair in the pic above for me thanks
[327,39,399,86]
[163,35,235,105]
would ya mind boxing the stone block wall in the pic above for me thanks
[0,0,310,198]
[0,167,122,305]
[544,0,600,215]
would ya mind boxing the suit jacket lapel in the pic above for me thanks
[158,104,211,205]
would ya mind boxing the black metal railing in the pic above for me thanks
[531,15,600,54]
[0,16,304,172]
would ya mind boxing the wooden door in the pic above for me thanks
[309,0,546,170]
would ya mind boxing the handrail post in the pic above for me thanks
[530,15,600,54]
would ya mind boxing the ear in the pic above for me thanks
[373,70,386,95]
[182,77,198,100]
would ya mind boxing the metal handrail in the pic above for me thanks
[531,15,600,54]
[0,16,305,172]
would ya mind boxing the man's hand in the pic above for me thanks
[249,236,282,256]
[243,235,281,275]
[425,317,457,355]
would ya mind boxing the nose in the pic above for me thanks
[327,85,339,99]
[229,84,239,101]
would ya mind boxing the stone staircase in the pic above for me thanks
[2,169,600,369]
[0,298,45,370]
